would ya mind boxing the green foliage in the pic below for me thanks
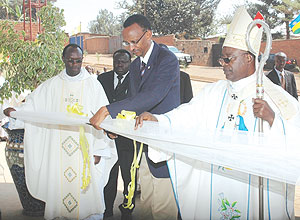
[0,3,67,102]
[246,0,300,39]
[117,0,220,38]
[0,0,57,21]
[88,9,123,35]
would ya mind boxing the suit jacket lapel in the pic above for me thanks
[114,74,129,96]
[272,69,281,85]
[108,72,115,99]
[129,60,142,96]
[138,42,159,90]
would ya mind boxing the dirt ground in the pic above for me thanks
[83,54,300,97]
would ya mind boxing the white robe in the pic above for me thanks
[19,68,117,220]
[156,73,300,220]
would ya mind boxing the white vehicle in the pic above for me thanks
[167,46,192,65]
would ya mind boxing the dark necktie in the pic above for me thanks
[140,62,146,76]
[115,75,123,92]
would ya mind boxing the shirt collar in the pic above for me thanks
[274,67,285,77]
[114,71,129,79]
[140,41,154,65]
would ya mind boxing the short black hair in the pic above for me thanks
[113,49,131,61]
[123,14,151,31]
[62,44,83,57]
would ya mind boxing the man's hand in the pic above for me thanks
[94,155,101,165]
[89,106,110,130]
[135,112,158,129]
[3,107,16,117]
[252,98,275,127]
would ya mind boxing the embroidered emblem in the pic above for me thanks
[218,193,241,220]
[237,101,247,116]
[63,193,78,213]
[278,99,288,108]
[235,115,248,131]
[228,114,235,121]
[65,94,79,104]
[62,136,79,156]
[64,167,77,182]
[231,94,238,100]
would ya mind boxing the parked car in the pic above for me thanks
[167,46,192,66]
[259,53,297,71]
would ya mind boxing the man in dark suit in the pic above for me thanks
[267,52,298,100]
[97,49,135,219]
[180,71,193,104]
[158,44,193,104]
[90,14,180,220]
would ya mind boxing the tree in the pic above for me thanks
[246,0,300,39]
[117,0,220,38]
[0,3,67,101]
[274,0,300,39]
[88,9,123,36]
[0,0,57,21]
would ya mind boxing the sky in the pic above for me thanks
[54,0,256,34]
[54,0,124,34]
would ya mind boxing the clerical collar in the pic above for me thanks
[228,72,256,92]
[59,67,90,82]
[140,41,154,66]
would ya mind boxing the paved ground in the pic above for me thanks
[0,54,299,219]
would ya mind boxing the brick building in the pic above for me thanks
[261,38,300,61]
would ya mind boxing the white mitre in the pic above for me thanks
[223,6,263,56]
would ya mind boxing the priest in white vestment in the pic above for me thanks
[4,44,117,220]
[135,7,300,220]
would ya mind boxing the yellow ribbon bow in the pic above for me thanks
[116,110,143,210]
[67,103,90,190]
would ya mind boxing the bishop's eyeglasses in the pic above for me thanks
[218,53,249,66]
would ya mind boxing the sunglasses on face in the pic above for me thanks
[66,59,83,64]
[218,53,249,66]
[122,30,147,47]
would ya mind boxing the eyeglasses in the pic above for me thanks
[218,53,249,66]
[66,58,83,64]
[122,31,147,47]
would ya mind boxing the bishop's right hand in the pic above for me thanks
[135,112,158,130]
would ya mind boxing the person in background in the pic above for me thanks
[90,14,180,220]
[179,71,193,104]
[85,65,94,74]
[267,52,298,100]
[97,49,137,219]
[158,44,193,104]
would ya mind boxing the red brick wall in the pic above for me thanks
[152,35,214,66]
[153,35,175,46]
[175,40,213,66]
[260,38,300,61]
[85,37,109,54]
[13,21,40,40]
